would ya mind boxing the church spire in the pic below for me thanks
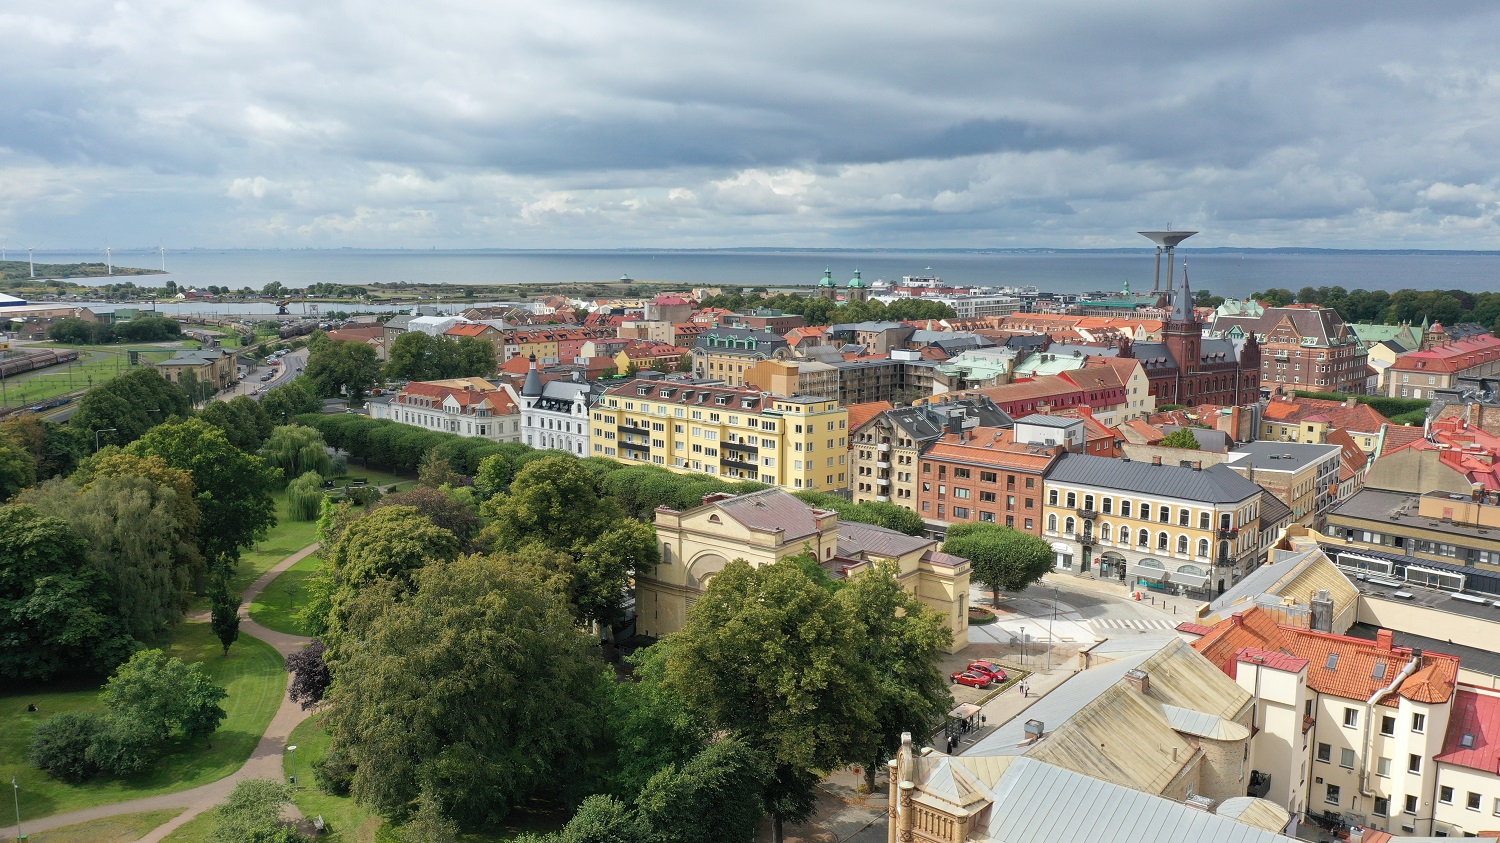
[1171,260,1195,323]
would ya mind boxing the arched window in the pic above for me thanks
[1199,512,1210,530]
[1157,532,1169,551]
[1064,517,1076,535]
[1118,527,1130,546]
[1137,530,1149,548]
[1066,491,1077,508]
[1198,538,1210,558]
[1047,514,1058,532]
[1177,535,1189,555]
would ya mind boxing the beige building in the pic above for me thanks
[848,396,1012,506]
[742,358,839,399]
[156,347,236,393]
[643,489,971,651]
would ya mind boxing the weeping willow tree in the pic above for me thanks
[259,425,334,485]
[287,471,327,521]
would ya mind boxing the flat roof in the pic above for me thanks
[1224,441,1341,472]
[1330,489,1500,547]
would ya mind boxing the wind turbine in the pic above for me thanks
[158,244,166,272]
[105,245,113,275]
[24,245,38,278]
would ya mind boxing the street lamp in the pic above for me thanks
[1019,626,1026,666]
[12,774,22,843]
[94,428,117,452]
[286,744,298,788]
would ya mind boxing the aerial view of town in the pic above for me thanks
[5,4,1500,843]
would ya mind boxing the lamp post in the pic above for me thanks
[1019,626,1026,666]
[12,775,21,842]
[286,745,298,788]
[94,428,117,452]
[1046,588,1057,673]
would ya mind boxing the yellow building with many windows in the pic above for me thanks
[593,376,848,491]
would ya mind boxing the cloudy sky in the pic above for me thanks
[4,1,1500,250]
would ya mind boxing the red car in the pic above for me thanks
[951,671,992,689]
[967,660,1008,684]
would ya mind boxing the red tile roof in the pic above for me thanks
[846,401,895,432]
[1380,424,1425,455]
[1436,688,1500,774]
[444,323,498,337]
[921,427,1059,472]
[1262,395,1391,432]
[1391,333,1500,374]
[1235,647,1309,674]
[1192,607,1460,704]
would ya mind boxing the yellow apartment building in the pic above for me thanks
[592,376,848,491]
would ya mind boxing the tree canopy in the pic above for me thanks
[198,396,274,452]
[69,368,192,450]
[384,331,497,381]
[323,554,607,827]
[1159,428,1201,449]
[306,339,380,401]
[943,522,1054,605]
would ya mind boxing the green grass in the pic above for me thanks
[281,714,394,843]
[158,810,216,843]
[26,808,185,843]
[249,552,323,636]
[1,622,285,822]
[0,349,175,410]
[331,466,417,493]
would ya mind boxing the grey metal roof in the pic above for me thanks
[969,651,1153,757]
[884,397,1013,441]
[836,521,932,559]
[1208,548,1321,612]
[1227,441,1342,471]
[714,489,823,542]
[1047,453,1264,504]
[1258,490,1293,529]
[1014,414,1080,429]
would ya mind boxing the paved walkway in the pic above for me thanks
[1,543,321,843]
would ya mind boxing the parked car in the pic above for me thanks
[951,671,992,689]
[260,373,274,382]
[966,660,1008,684]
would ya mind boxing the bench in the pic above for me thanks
[313,815,327,834]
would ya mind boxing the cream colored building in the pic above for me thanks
[642,489,971,651]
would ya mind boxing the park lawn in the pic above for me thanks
[330,465,416,492]
[26,808,184,843]
[185,489,320,616]
[0,622,285,822]
[248,552,322,636]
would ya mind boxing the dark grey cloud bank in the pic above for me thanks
[3,0,1500,249]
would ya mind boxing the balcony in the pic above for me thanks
[1076,508,1097,520]
[1215,553,1235,567]
[1216,527,1240,540]
[876,476,891,487]
[720,456,759,471]
[875,495,891,503]
[876,460,891,470]
[877,442,891,453]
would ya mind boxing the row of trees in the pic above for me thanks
[383,331,497,382]
[46,315,183,344]
[1249,285,1500,334]
[696,290,957,326]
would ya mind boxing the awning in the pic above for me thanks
[949,703,982,719]
[1172,570,1210,588]
[1132,567,1167,582]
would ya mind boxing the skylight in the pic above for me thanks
[1373,662,1388,680]
[1325,653,1339,670]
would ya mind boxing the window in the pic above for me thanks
[1492,796,1500,816]
[1344,708,1359,728]
[1139,504,1151,521]
[1199,512,1210,530]
[1120,500,1131,517]
[1048,490,1059,506]
[1377,757,1391,777]
[1413,713,1427,734]
[1316,743,1331,763]
[1440,786,1454,804]
[1177,535,1188,554]
[1197,538,1209,557]
[1340,748,1356,768]
[1469,792,1482,811]
[1178,508,1190,526]
[1047,514,1058,532]
[1409,754,1421,774]
[1381,715,1396,737]
[1405,795,1418,815]
[1325,783,1340,805]
[1373,796,1389,817]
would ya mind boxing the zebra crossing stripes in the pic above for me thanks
[1090,617,1177,631]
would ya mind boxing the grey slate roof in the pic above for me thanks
[1208,548,1321,612]
[1257,490,1293,529]
[836,521,932,559]
[714,488,824,542]
[1047,453,1264,503]
[883,397,1013,441]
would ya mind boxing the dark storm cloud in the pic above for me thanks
[3,0,1500,247]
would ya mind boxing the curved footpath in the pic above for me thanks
[1,543,322,843]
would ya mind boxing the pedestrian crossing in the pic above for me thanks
[1090,617,1178,631]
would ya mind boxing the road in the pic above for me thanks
[966,573,1198,653]
[228,347,308,401]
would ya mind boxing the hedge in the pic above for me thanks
[294,414,509,475]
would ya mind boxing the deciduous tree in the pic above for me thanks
[216,778,308,843]
[198,396,274,452]
[259,424,333,483]
[101,648,228,743]
[943,522,1054,606]
[324,555,606,826]
[286,640,331,710]
[306,339,380,401]
[1159,427,1201,449]
[663,558,877,842]
[69,368,192,449]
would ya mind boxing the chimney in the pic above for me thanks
[1193,460,1203,471]
[1023,719,1045,743]
[1124,668,1150,695]
[1311,591,1334,633]
[1348,828,1364,843]
[1345,397,1357,409]
[1377,628,1394,652]
[700,491,737,506]
[1151,455,1162,466]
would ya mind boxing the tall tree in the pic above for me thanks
[210,578,241,656]
[306,340,380,401]
[260,378,322,424]
[943,523,1054,606]
[663,558,877,842]
[0,433,35,501]
[835,562,952,791]
[216,778,308,843]
[100,648,228,743]
[70,368,192,449]
[324,554,607,826]
[479,455,623,552]
[19,474,200,642]
[128,418,280,580]
[259,424,334,483]
[1159,427,1201,449]
[0,504,137,680]
[198,396,274,452]
[635,739,769,843]
[373,486,480,546]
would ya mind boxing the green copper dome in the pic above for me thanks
[817,267,835,287]
[847,268,866,288]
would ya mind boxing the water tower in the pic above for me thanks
[1138,230,1196,293]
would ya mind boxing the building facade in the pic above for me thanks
[848,397,1012,506]
[690,326,792,387]
[519,357,604,456]
[1043,452,1268,594]
[593,375,848,491]
[914,418,1063,532]
[369,378,521,442]
[1210,305,1369,395]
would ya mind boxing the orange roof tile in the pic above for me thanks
[1380,424,1425,455]
[920,427,1059,471]
[846,401,895,432]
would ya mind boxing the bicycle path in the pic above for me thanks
[0,543,321,843]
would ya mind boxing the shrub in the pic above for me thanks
[313,741,356,796]
[28,713,107,783]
